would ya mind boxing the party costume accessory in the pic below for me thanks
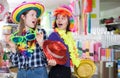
[43,40,67,65]
[74,59,96,78]
[10,28,36,44]
[12,2,44,23]
[10,29,37,57]
[53,5,74,30]
[55,28,80,67]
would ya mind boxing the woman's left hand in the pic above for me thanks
[36,31,44,47]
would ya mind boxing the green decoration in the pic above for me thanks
[3,52,8,61]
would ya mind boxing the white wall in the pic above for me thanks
[100,7,120,19]
[0,21,6,40]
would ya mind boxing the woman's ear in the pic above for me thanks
[21,15,25,20]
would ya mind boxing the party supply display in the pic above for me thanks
[12,2,44,23]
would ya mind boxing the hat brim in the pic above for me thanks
[43,40,67,65]
[54,8,72,17]
[74,59,96,78]
[12,2,44,23]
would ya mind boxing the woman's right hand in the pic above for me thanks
[48,59,57,66]
[4,35,16,53]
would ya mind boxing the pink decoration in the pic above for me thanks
[100,48,106,61]
[94,42,102,62]
[0,4,4,14]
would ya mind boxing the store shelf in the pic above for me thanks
[105,22,120,25]
[100,22,120,26]
[4,23,18,27]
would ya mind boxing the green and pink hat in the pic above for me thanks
[12,2,45,23]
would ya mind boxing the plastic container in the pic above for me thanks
[2,25,12,35]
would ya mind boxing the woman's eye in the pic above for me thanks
[31,14,34,16]
[57,18,60,20]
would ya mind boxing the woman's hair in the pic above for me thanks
[18,10,37,36]
[0,42,3,50]
[54,15,71,33]
[17,10,37,50]
[0,42,3,56]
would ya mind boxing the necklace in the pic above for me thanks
[55,28,80,67]
[17,30,36,58]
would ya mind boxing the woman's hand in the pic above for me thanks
[36,31,44,47]
[48,59,57,66]
[4,34,16,53]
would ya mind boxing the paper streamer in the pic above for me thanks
[85,40,90,58]
[77,40,83,57]
[106,48,111,61]
[88,13,91,33]
[111,48,114,61]
[89,41,95,60]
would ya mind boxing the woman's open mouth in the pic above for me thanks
[58,24,63,27]
[32,21,36,25]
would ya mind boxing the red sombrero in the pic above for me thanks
[43,40,67,65]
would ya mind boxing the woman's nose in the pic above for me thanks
[58,19,62,22]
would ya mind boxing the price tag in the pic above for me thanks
[106,62,113,67]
